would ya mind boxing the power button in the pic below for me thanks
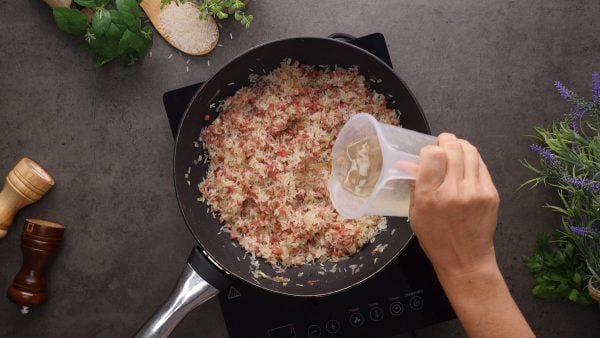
[409,296,424,311]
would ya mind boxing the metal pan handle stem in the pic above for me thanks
[136,246,231,338]
[135,263,219,338]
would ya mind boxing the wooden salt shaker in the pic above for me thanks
[0,158,55,238]
[7,219,65,314]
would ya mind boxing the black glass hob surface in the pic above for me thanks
[163,33,455,338]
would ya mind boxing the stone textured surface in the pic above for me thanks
[1,0,599,337]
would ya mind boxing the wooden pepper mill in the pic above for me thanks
[7,219,64,314]
[0,157,55,238]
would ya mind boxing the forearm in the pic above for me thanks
[436,263,534,338]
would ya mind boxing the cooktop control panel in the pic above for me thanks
[262,290,426,338]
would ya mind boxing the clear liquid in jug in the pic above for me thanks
[341,136,383,198]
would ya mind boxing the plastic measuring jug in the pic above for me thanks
[328,113,436,218]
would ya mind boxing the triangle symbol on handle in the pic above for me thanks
[227,286,242,300]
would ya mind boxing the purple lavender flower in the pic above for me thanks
[570,226,597,237]
[565,107,587,133]
[573,107,586,119]
[570,120,579,133]
[555,81,575,100]
[566,177,600,193]
[530,144,562,167]
[592,72,600,102]
[568,108,585,133]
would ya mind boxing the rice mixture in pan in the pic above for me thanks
[199,60,399,268]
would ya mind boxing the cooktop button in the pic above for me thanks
[325,319,341,334]
[409,296,424,310]
[349,312,365,327]
[307,324,321,338]
[389,302,404,316]
[325,319,340,334]
[369,306,384,322]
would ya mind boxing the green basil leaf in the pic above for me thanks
[548,272,567,283]
[567,289,580,302]
[526,262,542,271]
[96,0,110,7]
[117,10,139,30]
[108,10,128,32]
[99,40,120,58]
[88,35,106,51]
[74,0,97,7]
[118,29,144,54]
[88,34,119,58]
[106,23,124,40]
[135,29,153,56]
[116,0,140,17]
[92,9,111,37]
[53,8,88,35]
[532,284,551,297]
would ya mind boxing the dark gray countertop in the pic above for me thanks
[1,0,599,337]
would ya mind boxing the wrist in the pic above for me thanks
[435,260,509,312]
[435,256,501,285]
[433,259,535,338]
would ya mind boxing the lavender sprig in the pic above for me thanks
[570,226,597,237]
[566,177,600,193]
[530,144,562,167]
[555,81,575,101]
[592,72,600,103]
[569,107,587,132]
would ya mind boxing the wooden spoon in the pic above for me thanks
[140,0,219,56]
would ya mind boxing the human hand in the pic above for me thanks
[407,133,500,279]
[399,134,533,337]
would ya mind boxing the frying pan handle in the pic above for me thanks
[328,33,357,41]
[135,262,220,337]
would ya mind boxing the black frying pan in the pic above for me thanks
[137,36,431,337]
